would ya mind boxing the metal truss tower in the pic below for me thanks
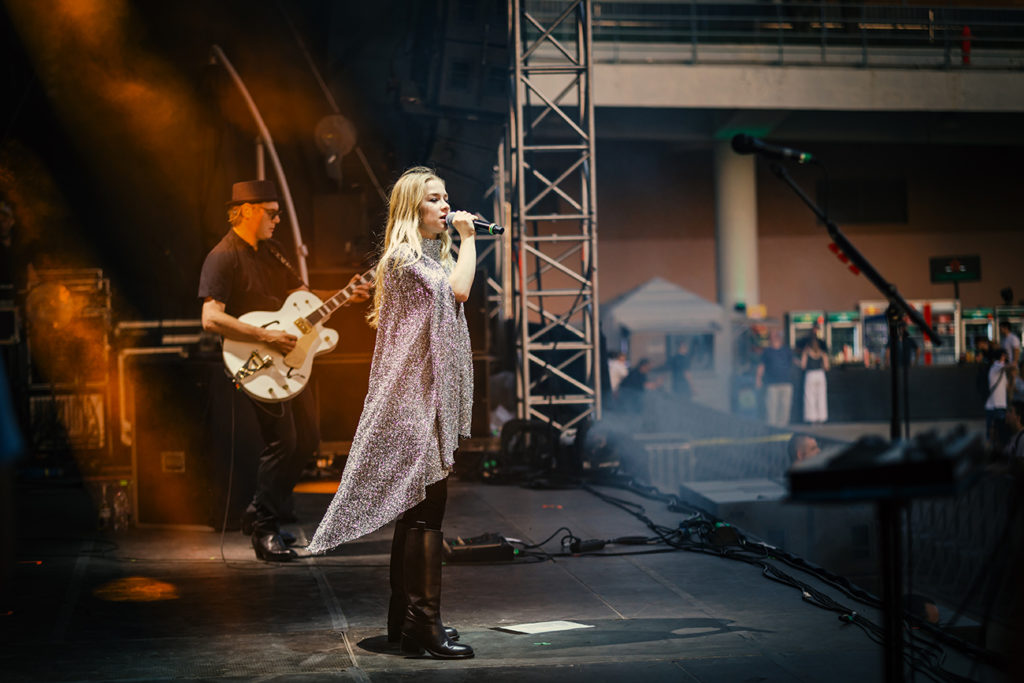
[506,0,601,432]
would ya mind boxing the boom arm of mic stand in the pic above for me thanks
[766,163,939,347]
[771,160,941,683]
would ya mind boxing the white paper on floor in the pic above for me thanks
[497,620,595,635]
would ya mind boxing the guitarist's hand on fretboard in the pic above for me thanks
[347,273,373,304]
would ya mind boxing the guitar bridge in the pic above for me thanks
[231,351,274,388]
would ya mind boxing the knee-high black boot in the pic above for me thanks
[387,520,410,642]
[387,522,459,643]
[400,527,473,659]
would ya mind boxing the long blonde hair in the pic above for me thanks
[367,166,454,328]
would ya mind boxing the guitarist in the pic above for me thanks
[198,179,371,561]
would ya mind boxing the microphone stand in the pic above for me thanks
[767,162,940,683]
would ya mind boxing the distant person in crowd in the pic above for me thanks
[787,433,820,465]
[975,337,992,362]
[999,321,1020,367]
[757,330,795,427]
[1006,363,1024,401]
[607,351,629,397]
[985,349,1010,449]
[618,358,662,413]
[801,336,829,423]
[975,337,995,400]
[1003,396,1024,461]
[795,322,827,356]
[668,339,694,400]
[904,594,941,626]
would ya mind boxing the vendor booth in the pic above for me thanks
[601,278,731,411]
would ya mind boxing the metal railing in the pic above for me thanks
[909,473,1022,631]
[525,1,1024,68]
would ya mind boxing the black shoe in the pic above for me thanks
[400,527,473,660]
[252,533,295,562]
[243,511,294,545]
[390,620,458,643]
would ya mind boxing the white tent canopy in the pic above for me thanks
[602,278,732,410]
[602,277,726,350]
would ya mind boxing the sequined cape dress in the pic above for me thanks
[307,239,472,553]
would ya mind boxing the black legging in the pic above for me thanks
[398,477,448,530]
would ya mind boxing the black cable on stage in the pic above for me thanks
[576,475,998,682]
[642,477,983,674]
[507,526,576,550]
[492,477,972,680]
[217,378,237,566]
[212,387,288,572]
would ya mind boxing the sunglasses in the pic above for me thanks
[261,206,282,220]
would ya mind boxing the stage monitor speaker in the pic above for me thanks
[131,357,212,527]
[131,357,263,529]
[678,479,877,579]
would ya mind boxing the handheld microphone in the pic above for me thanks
[445,212,505,235]
[730,134,814,164]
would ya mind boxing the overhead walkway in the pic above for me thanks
[524,2,1024,114]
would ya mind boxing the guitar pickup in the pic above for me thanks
[294,318,312,335]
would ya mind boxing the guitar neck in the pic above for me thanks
[304,268,374,327]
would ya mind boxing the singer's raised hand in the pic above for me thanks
[448,210,476,240]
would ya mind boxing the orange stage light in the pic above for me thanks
[92,576,179,602]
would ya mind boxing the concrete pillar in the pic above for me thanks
[713,141,759,312]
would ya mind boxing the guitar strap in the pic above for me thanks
[263,241,307,287]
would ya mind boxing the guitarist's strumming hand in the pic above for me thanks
[261,328,298,355]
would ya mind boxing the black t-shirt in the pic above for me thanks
[804,354,825,371]
[620,368,648,391]
[760,346,794,384]
[198,230,303,317]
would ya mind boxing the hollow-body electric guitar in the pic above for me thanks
[222,268,375,403]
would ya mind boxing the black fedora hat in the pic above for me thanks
[227,179,280,206]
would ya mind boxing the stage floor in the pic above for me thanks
[2,477,1005,682]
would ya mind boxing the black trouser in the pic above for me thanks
[398,477,448,530]
[247,386,319,535]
